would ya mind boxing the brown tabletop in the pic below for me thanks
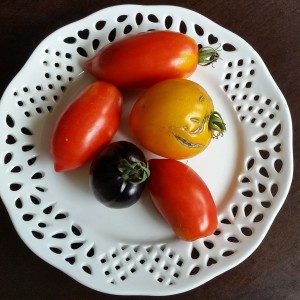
[0,1,299,299]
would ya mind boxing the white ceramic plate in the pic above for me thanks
[0,5,293,296]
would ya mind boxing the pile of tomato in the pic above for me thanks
[51,30,226,241]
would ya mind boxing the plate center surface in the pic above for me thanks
[40,67,243,245]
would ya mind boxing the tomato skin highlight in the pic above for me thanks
[51,81,122,172]
[147,159,218,241]
[84,30,198,89]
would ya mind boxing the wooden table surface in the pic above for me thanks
[0,1,299,299]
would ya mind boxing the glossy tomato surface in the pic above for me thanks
[147,159,218,241]
[51,81,122,172]
[84,30,198,89]
[130,78,221,160]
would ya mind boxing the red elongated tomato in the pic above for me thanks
[84,30,199,89]
[148,159,218,241]
[51,81,122,172]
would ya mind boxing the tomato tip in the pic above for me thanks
[83,59,91,72]
[54,163,64,172]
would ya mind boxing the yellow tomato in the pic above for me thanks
[129,79,225,160]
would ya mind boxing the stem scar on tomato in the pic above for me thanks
[189,114,209,135]
[173,111,225,149]
[173,134,205,148]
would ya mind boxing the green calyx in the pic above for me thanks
[118,159,150,185]
[198,45,221,66]
[209,111,226,138]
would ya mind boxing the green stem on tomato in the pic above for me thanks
[198,45,221,66]
[118,159,150,185]
[209,111,226,138]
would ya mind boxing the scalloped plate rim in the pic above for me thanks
[0,4,294,296]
